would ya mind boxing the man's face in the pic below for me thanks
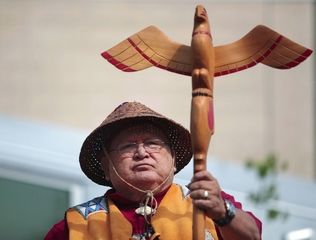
[104,124,175,191]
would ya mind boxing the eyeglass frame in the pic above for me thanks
[108,138,170,157]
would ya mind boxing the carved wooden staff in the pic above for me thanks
[190,5,214,240]
[101,5,312,240]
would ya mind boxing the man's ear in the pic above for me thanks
[171,150,177,172]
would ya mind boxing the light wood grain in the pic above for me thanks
[102,25,312,76]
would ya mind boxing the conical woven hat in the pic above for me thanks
[79,101,192,186]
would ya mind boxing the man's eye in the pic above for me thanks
[118,143,136,151]
[146,140,164,148]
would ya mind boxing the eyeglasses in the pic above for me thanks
[110,139,168,157]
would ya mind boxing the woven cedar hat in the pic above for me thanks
[79,101,192,186]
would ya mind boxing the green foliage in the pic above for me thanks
[245,153,289,221]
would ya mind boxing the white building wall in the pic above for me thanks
[0,1,314,177]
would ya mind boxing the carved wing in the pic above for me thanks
[102,25,312,77]
[214,25,313,76]
[102,26,192,75]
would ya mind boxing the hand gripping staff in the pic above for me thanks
[101,5,312,240]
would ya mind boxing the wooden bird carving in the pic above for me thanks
[102,25,312,77]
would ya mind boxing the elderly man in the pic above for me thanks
[45,101,261,240]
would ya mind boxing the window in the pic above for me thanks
[0,177,69,240]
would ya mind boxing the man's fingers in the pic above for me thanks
[188,180,213,191]
[190,189,210,199]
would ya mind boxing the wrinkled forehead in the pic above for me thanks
[110,123,168,146]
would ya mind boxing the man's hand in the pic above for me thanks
[188,170,261,240]
[188,170,226,220]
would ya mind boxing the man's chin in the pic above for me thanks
[131,173,162,187]
[134,171,158,181]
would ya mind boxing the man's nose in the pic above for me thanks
[134,143,149,158]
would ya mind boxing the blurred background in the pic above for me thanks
[0,0,315,239]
